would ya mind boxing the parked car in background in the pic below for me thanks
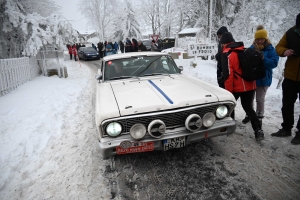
[142,39,152,51]
[142,39,163,51]
[95,52,237,158]
[78,47,100,61]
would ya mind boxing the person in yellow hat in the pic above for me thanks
[242,25,279,129]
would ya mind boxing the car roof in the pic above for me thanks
[102,52,169,61]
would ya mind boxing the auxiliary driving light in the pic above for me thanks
[185,114,202,132]
[130,123,146,140]
[106,122,122,137]
[147,120,166,138]
[202,112,216,128]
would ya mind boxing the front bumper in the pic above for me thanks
[99,117,236,158]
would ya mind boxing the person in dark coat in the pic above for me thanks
[271,13,300,145]
[215,26,228,88]
[125,38,132,53]
[137,40,147,51]
[119,41,125,53]
[114,42,119,52]
[131,38,138,52]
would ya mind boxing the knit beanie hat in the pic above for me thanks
[255,25,268,39]
[296,13,300,28]
[217,26,228,35]
[219,32,234,44]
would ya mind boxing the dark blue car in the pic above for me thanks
[78,47,100,61]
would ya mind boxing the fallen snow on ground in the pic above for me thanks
[0,56,299,199]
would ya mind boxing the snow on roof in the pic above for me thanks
[178,28,202,35]
[77,30,96,35]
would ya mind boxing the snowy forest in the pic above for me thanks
[0,0,299,59]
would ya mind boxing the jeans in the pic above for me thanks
[281,78,300,131]
[232,90,261,131]
[250,86,269,116]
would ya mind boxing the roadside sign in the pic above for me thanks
[188,43,217,56]
[150,34,160,42]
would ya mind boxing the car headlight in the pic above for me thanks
[216,105,228,119]
[106,122,122,137]
[130,123,146,140]
[96,53,99,55]
[202,112,216,128]
[87,53,90,56]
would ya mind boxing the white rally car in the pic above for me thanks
[95,52,236,158]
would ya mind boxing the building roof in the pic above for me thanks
[178,28,203,35]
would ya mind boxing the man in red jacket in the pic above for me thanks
[72,44,77,61]
[220,32,264,141]
[67,44,72,60]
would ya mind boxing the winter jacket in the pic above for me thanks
[275,26,300,81]
[138,44,147,51]
[72,46,77,56]
[68,46,72,54]
[114,42,119,51]
[222,42,256,93]
[249,44,279,86]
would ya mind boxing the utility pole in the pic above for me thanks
[208,0,213,43]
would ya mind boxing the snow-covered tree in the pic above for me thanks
[0,0,78,59]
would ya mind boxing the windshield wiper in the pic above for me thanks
[109,76,139,80]
[143,73,164,76]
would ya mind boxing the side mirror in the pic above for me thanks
[178,66,183,72]
[95,72,102,83]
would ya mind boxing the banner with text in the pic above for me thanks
[188,43,217,56]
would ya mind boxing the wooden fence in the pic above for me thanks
[0,57,40,96]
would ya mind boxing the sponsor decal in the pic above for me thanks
[116,141,154,155]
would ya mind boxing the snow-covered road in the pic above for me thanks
[0,61,111,199]
[0,58,299,199]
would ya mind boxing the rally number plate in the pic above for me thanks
[163,136,185,151]
[116,141,154,155]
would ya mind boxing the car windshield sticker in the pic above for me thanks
[148,80,173,104]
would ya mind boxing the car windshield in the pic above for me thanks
[143,40,151,46]
[103,55,180,81]
[83,47,96,52]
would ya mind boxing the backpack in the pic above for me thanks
[222,45,265,81]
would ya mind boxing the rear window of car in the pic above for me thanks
[143,40,151,46]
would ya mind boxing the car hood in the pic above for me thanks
[110,75,234,116]
[84,51,98,54]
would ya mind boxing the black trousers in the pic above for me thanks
[232,90,261,132]
[217,67,225,89]
[281,78,300,131]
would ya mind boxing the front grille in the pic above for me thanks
[103,104,220,135]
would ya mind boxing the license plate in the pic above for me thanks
[116,141,154,155]
[163,136,185,151]
[92,56,96,57]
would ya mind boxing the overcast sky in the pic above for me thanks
[53,0,90,32]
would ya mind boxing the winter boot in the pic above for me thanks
[257,112,264,128]
[255,129,264,141]
[242,115,250,124]
[271,129,292,137]
[291,130,300,145]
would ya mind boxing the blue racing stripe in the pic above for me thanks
[148,80,173,104]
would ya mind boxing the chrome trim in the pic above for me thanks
[100,101,235,138]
